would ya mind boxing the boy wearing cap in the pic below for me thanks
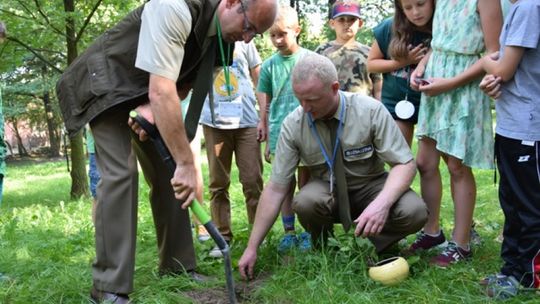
[316,0,381,98]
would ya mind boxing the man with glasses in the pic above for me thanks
[56,1,277,303]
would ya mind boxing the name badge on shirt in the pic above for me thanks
[218,99,243,118]
[344,145,373,157]
[521,140,535,147]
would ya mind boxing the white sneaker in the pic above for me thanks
[209,245,223,258]
[196,225,211,242]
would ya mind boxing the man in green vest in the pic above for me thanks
[56,1,277,303]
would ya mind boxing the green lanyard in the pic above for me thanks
[215,15,232,99]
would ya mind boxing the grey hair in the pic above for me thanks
[292,53,338,86]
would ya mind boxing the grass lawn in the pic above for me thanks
[0,150,537,303]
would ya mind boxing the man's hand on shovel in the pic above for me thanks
[128,103,154,142]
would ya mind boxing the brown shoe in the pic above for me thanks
[90,286,131,304]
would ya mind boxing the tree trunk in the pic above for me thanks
[41,65,61,157]
[64,0,89,198]
[6,140,13,157]
[43,91,61,157]
[12,119,29,157]
[69,132,89,198]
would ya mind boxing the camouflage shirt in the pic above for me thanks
[315,41,381,96]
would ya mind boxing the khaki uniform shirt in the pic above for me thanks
[270,92,412,189]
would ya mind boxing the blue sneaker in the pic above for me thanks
[486,275,520,300]
[278,233,298,253]
[298,232,312,252]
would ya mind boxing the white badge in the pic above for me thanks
[395,100,415,119]
[218,100,243,118]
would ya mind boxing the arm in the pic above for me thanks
[372,78,382,101]
[482,47,525,82]
[479,74,503,99]
[129,2,196,207]
[261,93,272,162]
[148,74,198,208]
[354,160,417,238]
[238,181,289,279]
[419,0,502,96]
[410,49,432,91]
[367,40,427,74]
[256,91,268,142]
[190,128,204,204]
[250,65,268,142]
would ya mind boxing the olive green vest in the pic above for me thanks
[57,0,222,136]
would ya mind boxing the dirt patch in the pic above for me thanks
[183,272,269,304]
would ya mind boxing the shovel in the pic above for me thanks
[129,111,237,304]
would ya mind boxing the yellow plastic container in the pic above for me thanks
[368,256,409,286]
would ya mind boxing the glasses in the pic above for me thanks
[239,0,263,40]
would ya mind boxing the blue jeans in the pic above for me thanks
[88,153,101,198]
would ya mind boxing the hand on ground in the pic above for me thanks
[238,248,257,280]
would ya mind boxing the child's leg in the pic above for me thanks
[281,166,309,232]
[277,177,298,253]
[496,136,540,287]
[416,137,442,234]
[395,120,415,148]
[445,155,475,248]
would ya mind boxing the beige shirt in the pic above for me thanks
[135,0,193,81]
[270,92,413,189]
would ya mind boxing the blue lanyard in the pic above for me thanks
[307,93,346,173]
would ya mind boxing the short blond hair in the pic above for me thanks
[271,5,299,30]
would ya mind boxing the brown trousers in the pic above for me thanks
[293,174,427,252]
[90,104,196,294]
[203,125,263,241]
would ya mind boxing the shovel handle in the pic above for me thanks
[129,111,211,224]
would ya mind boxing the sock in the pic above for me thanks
[457,243,470,251]
[282,215,296,233]
[425,230,441,237]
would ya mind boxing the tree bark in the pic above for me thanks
[11,119,29,157]
[64,0,89,199]
[41,66,61,157]
[42,91,61,157]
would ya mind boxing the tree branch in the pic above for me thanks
[32,0,68,37]
[15,0,39,20]
[7,37,63,73]
[75,0,104,43]
[0,8,35,21]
